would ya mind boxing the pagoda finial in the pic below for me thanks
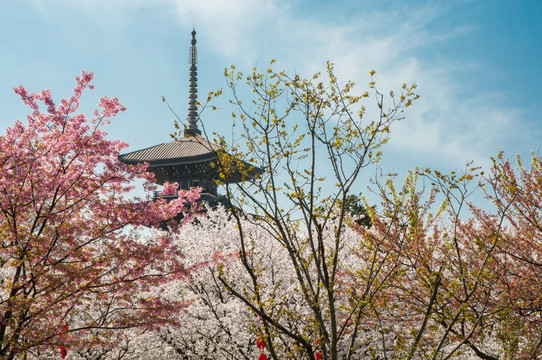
[185,27,201,136]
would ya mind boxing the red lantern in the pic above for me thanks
[59,345,67,359]
[257,354,268,360]
[256,338,265,349]
[314,351,322,360]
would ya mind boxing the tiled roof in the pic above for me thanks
[119,136,220,166]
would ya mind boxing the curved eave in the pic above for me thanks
[118,140,263,183]
[119,152,218,167]
[118,137,219,166]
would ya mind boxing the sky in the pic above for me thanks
[1,0,541,183]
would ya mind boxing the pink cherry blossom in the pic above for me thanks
[0,72,200,359]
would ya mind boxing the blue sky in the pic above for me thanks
[1,0,541,179]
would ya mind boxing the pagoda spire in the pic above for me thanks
[185,28,201,136]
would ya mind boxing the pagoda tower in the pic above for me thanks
[119,29,258,205]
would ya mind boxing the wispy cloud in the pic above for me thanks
[26,0,532,171]
[163,0,527,170]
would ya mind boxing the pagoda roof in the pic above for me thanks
[119,30,263,183]
[119,136,219,167]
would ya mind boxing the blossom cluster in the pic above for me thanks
[0,72,200,359]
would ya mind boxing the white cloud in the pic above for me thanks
[26,0,529,171]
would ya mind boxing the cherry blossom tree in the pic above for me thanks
[365,168,504,359]
[476,153,542,358]
[363,157,542,359]
[205,62,418,360]
[0,72,200,359]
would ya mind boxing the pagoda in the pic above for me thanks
[119,29,259,206]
